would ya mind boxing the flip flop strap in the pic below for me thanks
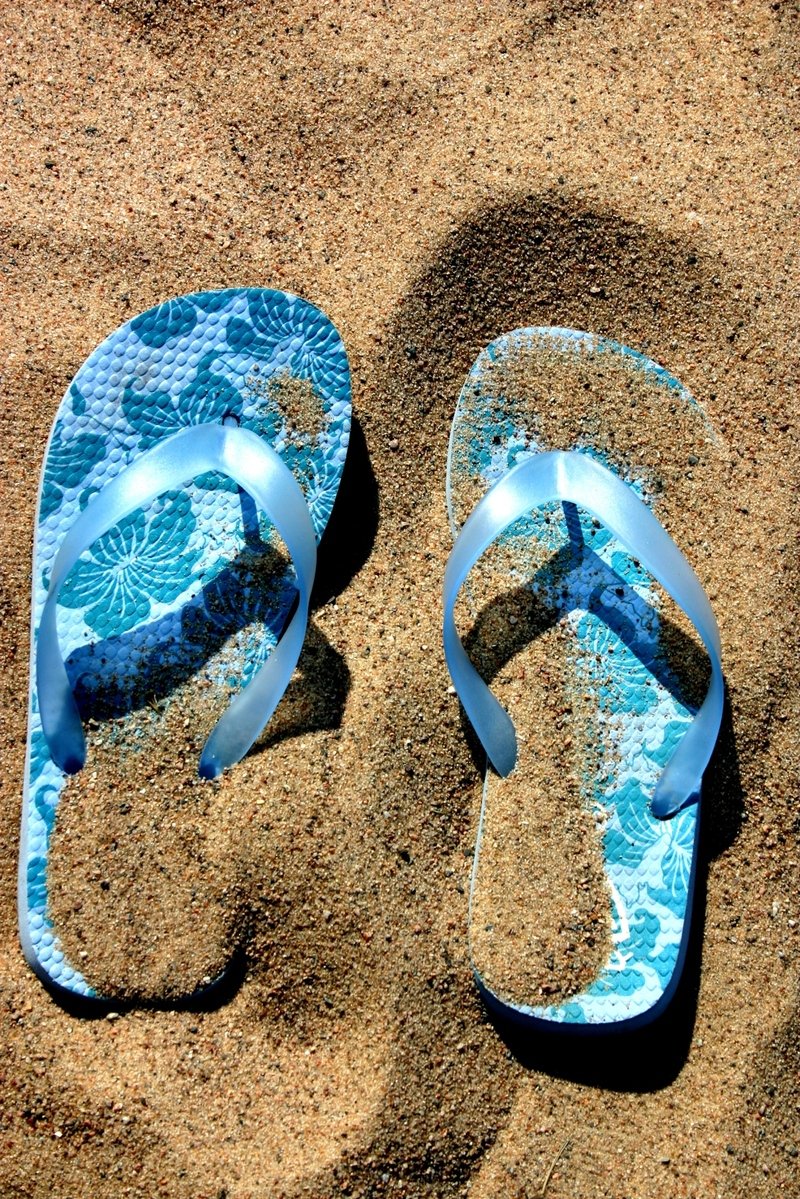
[37,422,317,779]
[443,449,723,818]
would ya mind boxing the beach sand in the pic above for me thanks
[1,1,798,1196]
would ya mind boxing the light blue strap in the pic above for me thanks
[443,450,724,817]
[37,423,317,779]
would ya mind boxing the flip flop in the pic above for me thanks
[443,328,724,1030]
[19,288,351,1001]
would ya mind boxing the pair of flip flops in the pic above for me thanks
[19,289,723,1031]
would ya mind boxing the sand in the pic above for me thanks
[1,1,799,1197]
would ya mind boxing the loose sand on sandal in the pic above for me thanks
[1,2,799,1198]
[454,335,720,1008]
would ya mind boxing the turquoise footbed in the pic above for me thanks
[20,288,351,999]
[448,328,709,1028]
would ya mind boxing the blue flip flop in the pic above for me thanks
[443,328,723,1030]
[19,288,351,1000]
